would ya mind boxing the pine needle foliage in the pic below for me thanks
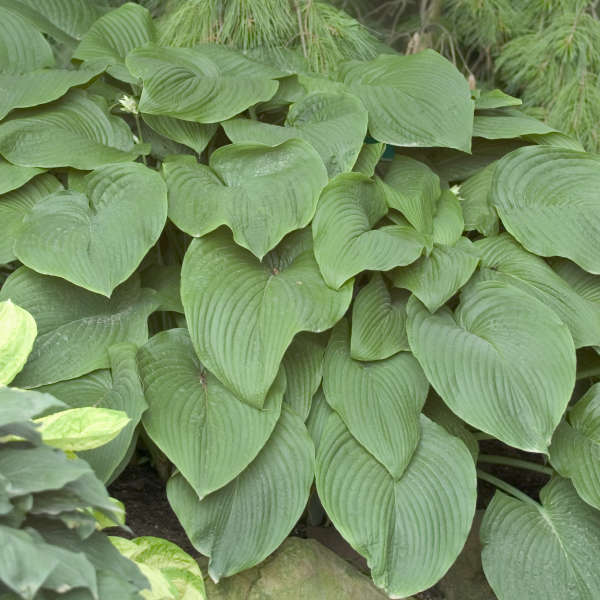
[156,0,380,72]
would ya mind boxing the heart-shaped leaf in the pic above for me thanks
[491,146,600,273]
[549,383,600,510]
[481,477,600,600]
[382,155,441,235]
[282,332,325,421]
[73,2,155,83]
[142,114,216,155]
[323,320,428,478]
[38,344,148,483]
[181,229,352,408]
[0,174,62,264]
[167,406,314,582]
[0,0,105,43]
[0,90,146,169]
[473,233,600,348]
[0,267,157,388]
[316,413,476,598]
[138,328,283,499]
[475,89,521,110]
[0,300,36,385]
[473,110,556,140]
[0,6,54,74]
[223,92,368,177]
[164,140,327,259]
[407,279,575,452]
[0,64,106,120]
[351,272,410,361]
[126,44,282,123]
[15,162,167,296]
[312,173,427,289]
[340,50,474,152]
[388,237,480,312]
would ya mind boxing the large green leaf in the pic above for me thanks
[163,140,327,259]
[316,413,476,598]
[551,257,600,307]
[0,526,60,599]
[481,477,600,600]
[282,332,325,421]
[126,44,282,123]
[0,0,106,42]
[0,159,44,195]
[138,328,283,499]
[0,300,36,385]
[491,146,600,273]
[0,445,91,497]
[0,90,145,169]
[323,320,428,478]
[473,234,600,348]
[0,64,105,120]
[382,155,441,235]
[222,92,368,177]
[142,114,216,155]
[167,406,314,582]
[181,229,352,408]
[0,174,63,264]
[353,142,386,177]
[407,279,575,452]
[0,268,157,388]
[15,163,167,296]
[340,50,474,151]
[73,3,155,83]
[458,163,499,236]
[388,237,480,312]
[110,536,206,600]
[432,189,464,246]
[312,173,427,289]
[39,344,147,483]
[0,7,54,74]
[351,272,410,361]
[473,110,556,140]
[549,383,600,510]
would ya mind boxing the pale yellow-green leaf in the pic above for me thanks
[0,300,36,385]
[35,407,130,451]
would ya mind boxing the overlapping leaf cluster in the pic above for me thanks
[2,2,600,599]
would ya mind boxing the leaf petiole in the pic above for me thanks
[478,454,554,476]
[477,469,541,507]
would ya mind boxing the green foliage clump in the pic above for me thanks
[3,2,600,600]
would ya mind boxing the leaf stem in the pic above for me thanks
[133,112,147,166]
[477,469,540,507]
[478,454,554,476]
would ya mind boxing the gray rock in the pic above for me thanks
[205,537,396,600]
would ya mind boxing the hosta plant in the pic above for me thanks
[1,2,600,599]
